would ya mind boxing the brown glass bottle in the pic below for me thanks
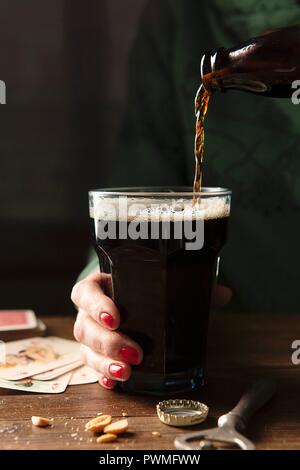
[201,24,300,97]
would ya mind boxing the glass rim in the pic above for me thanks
[89,186,231,197]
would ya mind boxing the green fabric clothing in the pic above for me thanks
[84,0,300,313]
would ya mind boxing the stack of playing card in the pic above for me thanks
[0,310,46,342]
[0,336,98,393]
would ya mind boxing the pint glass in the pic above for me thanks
[89,187,231,394]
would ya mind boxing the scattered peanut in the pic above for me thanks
[31,416,51,427]
[103,419,128,435]
[122,412,128,417]
[97,433,118,444]
[85,414,112,433]
[152,431,161,437]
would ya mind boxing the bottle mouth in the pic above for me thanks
[200,52,212,91]
[200,48,225,92]
[200,51,212,77]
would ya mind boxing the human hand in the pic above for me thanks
[71,272,143,390]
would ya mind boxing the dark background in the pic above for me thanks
[0,0,147,315]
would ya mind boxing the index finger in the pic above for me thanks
[71,273,120,330]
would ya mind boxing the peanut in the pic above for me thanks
[31,416,51,427]
[103,419,128,435]
[85,414,112,433]
[97,433,118,444]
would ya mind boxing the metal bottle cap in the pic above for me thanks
[156,399,209,427]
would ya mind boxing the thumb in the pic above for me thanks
[211,284,232,308]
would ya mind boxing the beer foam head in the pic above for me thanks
[90,196,230,222]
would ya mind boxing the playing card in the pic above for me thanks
[69,365,98,385]
[32,360,83,380]
[0,371,72,393]
[0,310,37,331]
[0,337,80,380]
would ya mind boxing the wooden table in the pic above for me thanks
[0,313,299,450]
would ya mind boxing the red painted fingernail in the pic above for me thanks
[102,376,114,388]
[109,363,125,379]
[119,346,140,365]
[100,312,114,329]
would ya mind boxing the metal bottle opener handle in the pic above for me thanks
[174,379,276,450]
[218,378,276,432]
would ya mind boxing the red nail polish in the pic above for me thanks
[102,376,114,388]
[109,363,125,379]
[119,346,139,365]
[100,312,114,329]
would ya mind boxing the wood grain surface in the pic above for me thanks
[0,313,299,450]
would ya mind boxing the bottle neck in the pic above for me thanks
[200,47,270,94]
[201,24,300,98]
